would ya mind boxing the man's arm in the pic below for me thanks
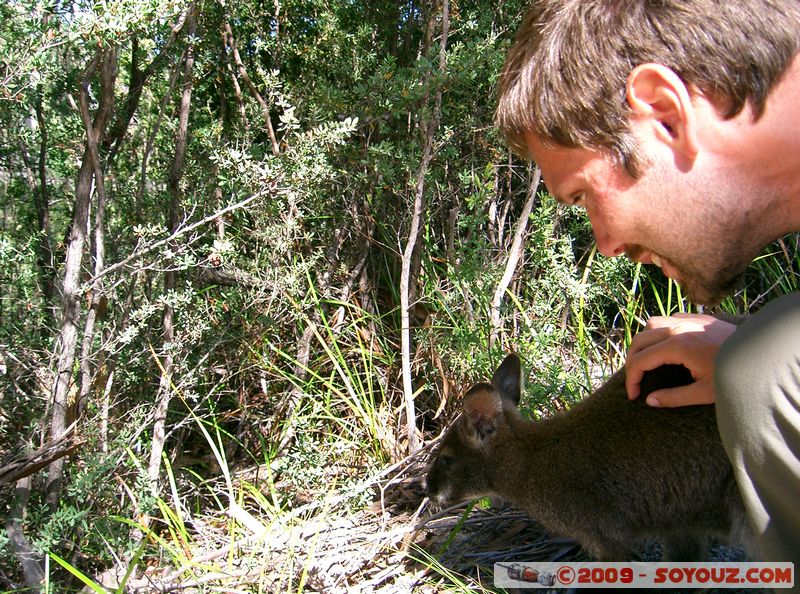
[625,313,737,407]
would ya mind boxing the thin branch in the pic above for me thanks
[400,0,450,454]
[223,20,280,156]
[92,187,279,283]
[489,166,541,348]
[137,48,184,207]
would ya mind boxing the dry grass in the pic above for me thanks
[93,438,581,593]
[92,434,757,594]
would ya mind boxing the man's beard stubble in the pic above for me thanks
[624,244,748,307]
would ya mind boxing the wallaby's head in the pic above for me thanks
[426,353,522,506]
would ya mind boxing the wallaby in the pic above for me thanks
[426,354,754,561]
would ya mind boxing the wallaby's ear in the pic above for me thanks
[492,353,522,405]
[463,387,501,443]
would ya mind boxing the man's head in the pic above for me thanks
[496,0,800,305]
[496,0,800,175]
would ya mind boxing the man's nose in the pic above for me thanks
[594,230,625,258]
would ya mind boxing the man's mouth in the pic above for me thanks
[651,254,663,269]
[624,246,678,281]
[652,253,681,284]
[624,245,657,266]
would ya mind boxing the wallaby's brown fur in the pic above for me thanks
[426,355,754,561]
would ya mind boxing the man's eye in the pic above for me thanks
[570,193,586,206]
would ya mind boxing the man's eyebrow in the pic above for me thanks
[542,179,567,204]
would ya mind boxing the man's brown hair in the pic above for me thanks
[495,0,800,176]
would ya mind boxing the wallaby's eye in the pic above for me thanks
[440,454,455,468]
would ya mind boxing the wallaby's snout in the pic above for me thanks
[424,452,450,506]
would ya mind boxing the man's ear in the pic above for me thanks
[626,63,699,166]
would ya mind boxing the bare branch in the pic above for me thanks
[93,187,279,283]
[489,166,541,348]
[0,426,80,486]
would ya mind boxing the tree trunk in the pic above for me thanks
[31,13,56,327]
[223,20,280,156]
[34,97,56,322]
[78,128,110,419]
[46,47,118,509]
[148,7,196,485]
[6,477,43,592]
[17,99,56,330]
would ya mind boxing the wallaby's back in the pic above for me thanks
[426,356,752,561]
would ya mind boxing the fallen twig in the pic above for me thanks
[0,424,80,487]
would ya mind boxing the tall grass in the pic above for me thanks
[261,299,397,464]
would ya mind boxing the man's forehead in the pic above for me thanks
[523,132,585,198]
[523,131,620,197]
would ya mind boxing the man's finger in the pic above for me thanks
[644,380,716,408]
[626,339,687,399]
[627,325,672,357]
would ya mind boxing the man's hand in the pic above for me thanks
[625,313,737,407]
